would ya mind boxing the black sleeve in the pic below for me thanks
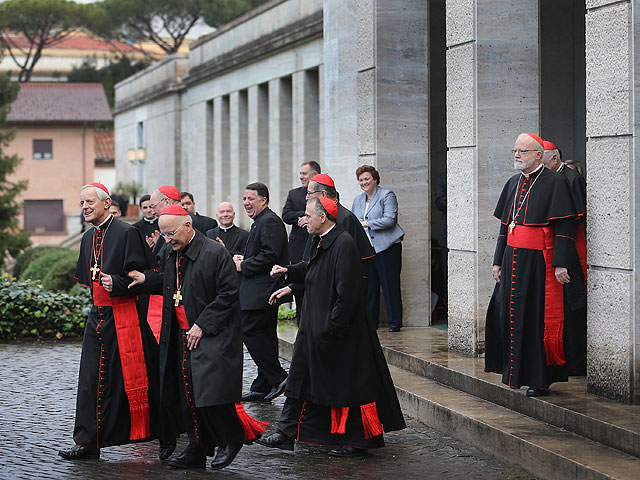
[282,191,304,225]
[112,227,158,296]
[552,216,579,268]
[492,222,508,266]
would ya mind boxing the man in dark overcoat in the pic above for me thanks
[206,201,249,256]
[256,197,405,457]
[128,205,267,470]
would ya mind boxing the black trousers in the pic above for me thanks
[368,242,403,329]
[242,307,288,393]
[277,397,384,449]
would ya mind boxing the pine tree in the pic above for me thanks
[0,61,30,268]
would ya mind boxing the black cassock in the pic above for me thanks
[132,217,159,240]
[277,224,405,448]
[206,224,249,256]
[485,166,579,389]
[73,216,161,449]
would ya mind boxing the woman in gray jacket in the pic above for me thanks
[352,165,404,332]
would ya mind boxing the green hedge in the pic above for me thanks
[13,246,66,278]
[21,250,78,291]
[0,274,90,340]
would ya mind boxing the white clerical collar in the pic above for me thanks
[96,214,113,229]
[522,163,544,178]
[143,216,156,224]
[220,225,234,232]
[320,224,336,238]
[556,162,565,173]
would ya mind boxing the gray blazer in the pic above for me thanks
[352,186,405,254]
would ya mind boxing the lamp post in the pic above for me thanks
[127,147,146,194]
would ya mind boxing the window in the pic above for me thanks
[23,200,64,233]
[33,139,52,159]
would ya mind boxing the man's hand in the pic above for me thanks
[99,272,113,292]
[297,216,309,228]
[269,286,293,305]
[147,230,160,248]
[233,254,244,272]
[186,324,204,350]
[492,265,501,284]
[215,236,226,248]
[270,265,288,278]
[127,270,146,288]
[555,267,570,284]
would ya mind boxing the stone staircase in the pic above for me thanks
[277,326,640,480]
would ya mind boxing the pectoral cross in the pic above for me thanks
[173,289,183,306]
[90,262,100,281]
[509,221,516,234]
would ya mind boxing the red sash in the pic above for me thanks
[146,295,163,343]
[175,304,190,330]
[507,225,565,366]
[92,280,151,440]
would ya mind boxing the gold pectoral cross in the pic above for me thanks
[509,221,516,234]
[173,289,183,306]
[90,262,100,281]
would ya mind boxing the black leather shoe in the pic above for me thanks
[328,446,368,457]
[167,448,206,469]
[58,445,100,460]
[255,431,294,451]
[159,439,177,460]
[388,326,401,332]
[526,388,549,397]
[264,377,288,402]
[241,390,268,402]
[210,443,242,470]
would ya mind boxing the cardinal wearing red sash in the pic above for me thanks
[59,183,161,460]
[485,134,581,397]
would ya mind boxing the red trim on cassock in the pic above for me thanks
[330,407,349,434]
[235,403,269,441]
[146,294,163,343]
[175,305,189,330]
[360,402,383,439]
[507,225,565,366]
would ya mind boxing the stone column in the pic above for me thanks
[248,84,269,186]
[268,78,293,216]
[446,0,540,354]
[230,90,249,226]
[585,0,638,404]
[213,95,230,209]
[292,69,320,183]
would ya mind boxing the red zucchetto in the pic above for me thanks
[542,140,557,151]
[311,174,335,189]
[87,182,110,196]
[318,197,338,220]
[525,133,544,147]
[159,204,190,216]
[158,185,181,201]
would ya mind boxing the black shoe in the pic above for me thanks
[210,443,242,470]
[255,431,294,451]
[526,388,549,397]
[159,439,177,460]
[241,390,268,402]
[264,377,288,402]
[167,448,206,469]
[388,326,401,332]
[58,445,100,460]
[328,446,368,457]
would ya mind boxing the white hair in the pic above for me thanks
[81,184,110,201]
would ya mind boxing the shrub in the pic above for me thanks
[278,305,296,322]
[13,246,65,277]
[0,274,90,340]
[42,254,78,292]
[21,249,78,284]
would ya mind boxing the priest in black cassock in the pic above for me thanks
[59,183,161,460]
[542,140,587,376]
[206,201,249,256]
[485,133,580,397]
[127,205,267,470]
[132,194,159,241]
[256,197,405,457]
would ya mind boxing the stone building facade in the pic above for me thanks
[114,0,640,404]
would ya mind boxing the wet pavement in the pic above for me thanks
[0,340,533,479]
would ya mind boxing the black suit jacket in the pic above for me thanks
[281,186,308,263]
[239,208,288,310]
[206,225,249,256]
[192,212,218,233]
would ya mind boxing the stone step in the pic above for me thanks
[389,364,640,480]
[376,327,640,460]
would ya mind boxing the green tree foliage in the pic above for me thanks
[0,66,29,267]
[96,0,267,55]
[0,0,107,82]
[21,249,78,289]
[68,56,149,107]
[12,246,65,277]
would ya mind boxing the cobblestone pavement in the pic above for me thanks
[0,341,533,480]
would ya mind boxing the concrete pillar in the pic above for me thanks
[230,90,249,227]
[292,69,320,183]
[268,77,293,216]
[584,0,638,404]
[184,101,207,211]
[213,95,230,209]
[446,0,541,355]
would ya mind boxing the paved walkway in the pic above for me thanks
[0,341,533,479]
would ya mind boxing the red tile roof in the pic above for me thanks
[94,131,115,160]
[7,83,113,123]
[3,33,139,52]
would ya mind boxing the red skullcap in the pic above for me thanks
[158,185,181,201]
[318,197,338,220]
[88,182,110,196]
[311,173,335,189]
[542,140,557,151]
[525,133,544,147]
[159,204,190,216]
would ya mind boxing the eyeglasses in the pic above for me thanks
[150,198,167,210]
[511,149,537,155]
[306,190,323,196]
[160,223,185,239]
